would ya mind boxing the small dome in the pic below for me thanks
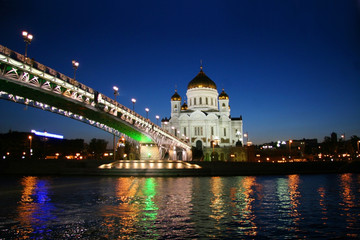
[171,90,181,101]
[219,89,229,100]
[187,68,217,90]
[181,101,188,110]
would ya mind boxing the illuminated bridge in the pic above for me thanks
[0,44,192,160]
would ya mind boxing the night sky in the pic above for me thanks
[1,0,360,145]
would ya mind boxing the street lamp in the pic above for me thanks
[341,134,345,141]
[357,140,360,153]
[113,86,119,100]
[22,31,33,62]
[289,139,293,156]
[28,135,32,159]
[244,132,248,146]
[145,108,149,119]
[131,98,136,111]
[156,115,160,125]
[113,86,119,161]
[72,60,79,80]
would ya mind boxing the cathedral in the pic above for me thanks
[162,66,244,151]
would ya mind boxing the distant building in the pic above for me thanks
[162,66,244,152]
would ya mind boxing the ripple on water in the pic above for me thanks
[0,175,360,239]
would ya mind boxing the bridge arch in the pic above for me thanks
[0,44,192,160]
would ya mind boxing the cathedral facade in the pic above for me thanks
[162,67,244,150]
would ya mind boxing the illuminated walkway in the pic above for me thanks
[99,160,201,170]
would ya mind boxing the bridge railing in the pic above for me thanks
[0,44,190,149]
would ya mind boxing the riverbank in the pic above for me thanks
[1,159,360,176]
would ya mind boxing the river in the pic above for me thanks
[0,174,359,239]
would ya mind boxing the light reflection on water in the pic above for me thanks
[98,160,201,169]
[0,174,360,239]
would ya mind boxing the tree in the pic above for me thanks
[88,138,108,159]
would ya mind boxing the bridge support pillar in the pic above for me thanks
[168,147,193,161]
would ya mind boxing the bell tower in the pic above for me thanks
[171,90,181,117]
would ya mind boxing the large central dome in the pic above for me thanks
[187,68,217,90]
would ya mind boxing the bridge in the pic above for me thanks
[0,44,192,161]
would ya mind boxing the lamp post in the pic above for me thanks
[28,135,32,159]
[72,60,79,80]
[244,132,248,146]
[145,108,149,119]
[357,140,360,154]
[341,134,345,141]
[113,86,119,161]
[131,98,136,111]
[289,139,293,156]
[156,115,160,125]
[22,31,33,62]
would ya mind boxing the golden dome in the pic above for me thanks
[187,68,217,90]
[171,90,181,101]
[181,101,188,110]
[219,89,229,100]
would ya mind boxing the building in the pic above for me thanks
[162,66,244,152]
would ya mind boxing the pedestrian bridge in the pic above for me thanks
[0,44,192,160]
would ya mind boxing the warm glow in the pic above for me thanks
[113,86,118,91]
[131,98,136,103]
[72,60,79,68]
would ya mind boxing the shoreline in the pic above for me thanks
[1,159,360,177]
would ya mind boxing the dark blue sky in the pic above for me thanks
[1,0,360,144]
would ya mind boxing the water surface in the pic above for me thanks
[0,174,359,239]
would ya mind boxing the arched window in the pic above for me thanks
[200,97,202,104]
[206,97,208,105]
[194,98,197,105]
